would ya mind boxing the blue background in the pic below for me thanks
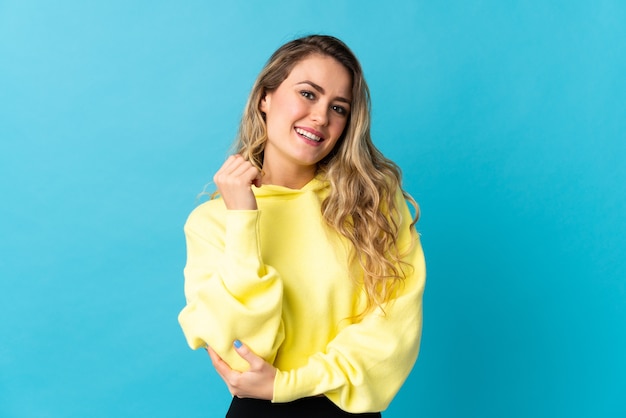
[1,1,624,417]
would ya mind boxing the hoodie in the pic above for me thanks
[178,176,426,413]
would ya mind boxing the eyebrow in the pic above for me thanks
[297,80,352,105]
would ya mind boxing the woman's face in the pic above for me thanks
[260,54,352,183]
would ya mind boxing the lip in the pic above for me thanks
[294,126,325,144]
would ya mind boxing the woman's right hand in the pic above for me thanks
[213,154,262,210]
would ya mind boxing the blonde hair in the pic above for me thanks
[234,35,419,316]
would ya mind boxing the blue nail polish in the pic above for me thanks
[233,339,242,348]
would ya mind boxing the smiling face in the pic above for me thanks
[259,54,352,188]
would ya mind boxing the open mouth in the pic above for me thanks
[295,127,323,143]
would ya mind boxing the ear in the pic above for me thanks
[259,92,270,113]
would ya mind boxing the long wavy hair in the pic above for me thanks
[233,35,419,317]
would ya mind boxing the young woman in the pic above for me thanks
[178,35,426,417]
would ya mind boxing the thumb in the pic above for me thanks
[251,173,262,188]
[233,339,264,369]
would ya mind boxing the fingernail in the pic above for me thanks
[233,339,242,349]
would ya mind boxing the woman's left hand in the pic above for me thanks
[207,341,276,400]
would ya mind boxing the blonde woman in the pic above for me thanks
[178,35,426,418]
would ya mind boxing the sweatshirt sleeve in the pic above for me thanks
[178,204,284,372]
[272,197,426,413]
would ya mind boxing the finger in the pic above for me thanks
[213,156,235,183]
[223,155,249,176]
[215,157,259,188]
[208,347,235,379]
[251,168,263,188]
[215,154,249,178]
[241,165,262,188]
[251,175,262,188]
[206,346,220,365]
[206,346,222,372]
[232,340,265,370]
[229,161,258,180]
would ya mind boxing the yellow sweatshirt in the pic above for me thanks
[178,177,426,413]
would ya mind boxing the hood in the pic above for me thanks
[252,175,330,199]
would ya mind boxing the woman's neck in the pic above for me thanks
[261,166,316,189]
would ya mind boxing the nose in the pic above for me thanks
[310,102,329,126]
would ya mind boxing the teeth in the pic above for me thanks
[296,128,322,142]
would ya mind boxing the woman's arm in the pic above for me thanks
[208,236,424,410]
[208,214,425,413]
[178,156,284,371]
[198,186,425,411]
[178,207,285,371]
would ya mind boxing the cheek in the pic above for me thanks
[269,96,306,125]
[331,118,349,140]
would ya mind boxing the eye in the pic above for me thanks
[300,90,315,100]
[332,105,348,116]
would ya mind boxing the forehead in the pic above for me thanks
[285,55,352,99]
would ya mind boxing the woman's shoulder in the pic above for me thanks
[185,198,227,231]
